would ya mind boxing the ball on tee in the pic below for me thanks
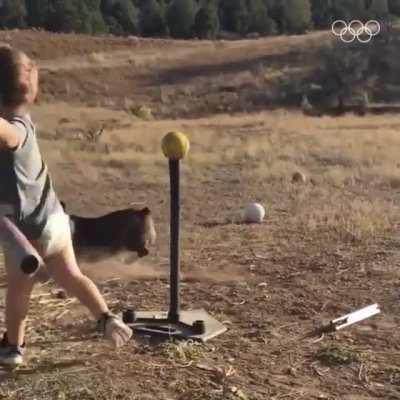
[243,203,266,224]
[162,131,190,160]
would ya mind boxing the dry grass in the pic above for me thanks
[87,51,106,64]
[160,340,205,364]
[298,196,397,242]
[36,103,400,239]
[316,344,362,366]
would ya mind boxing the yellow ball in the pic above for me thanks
[162,131,190,160]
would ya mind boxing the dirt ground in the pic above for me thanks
[0,30,399,400]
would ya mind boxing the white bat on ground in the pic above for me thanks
[318,304,381,334]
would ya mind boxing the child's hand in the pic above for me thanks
[18,56,38,104]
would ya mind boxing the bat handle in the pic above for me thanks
[0,217,43,276]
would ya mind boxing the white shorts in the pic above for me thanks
[0,204,72,259]
[37,212,72,257]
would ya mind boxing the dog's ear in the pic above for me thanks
[60,201,66,211]
[140,207,151,215]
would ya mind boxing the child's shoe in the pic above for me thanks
[0,333,25,366]
[97,313,133,348]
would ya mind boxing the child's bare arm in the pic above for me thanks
[0,118,24,150]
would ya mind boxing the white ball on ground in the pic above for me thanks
[243,202,266,224]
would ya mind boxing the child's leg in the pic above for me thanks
[44,238,109,320]
[31,212,109,319]
[3,249,35,346]
[35,212,132,347]
[43,238,133,347]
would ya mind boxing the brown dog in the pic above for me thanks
[61,202,156,259]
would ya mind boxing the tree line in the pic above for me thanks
[0,0,399,39]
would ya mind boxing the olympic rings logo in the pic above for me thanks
[331,20,381,43]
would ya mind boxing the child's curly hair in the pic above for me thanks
[0,45,27,108]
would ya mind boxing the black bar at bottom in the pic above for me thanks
[168,160,180,322]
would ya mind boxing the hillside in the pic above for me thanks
[4,27,400,121]
[0,29,328,118]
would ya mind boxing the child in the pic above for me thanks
[0,45,133,366]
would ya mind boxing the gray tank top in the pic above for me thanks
[0,115,62,239]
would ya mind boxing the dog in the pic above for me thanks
[61,202,156,260]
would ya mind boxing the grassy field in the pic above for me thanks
[0,30,399,399]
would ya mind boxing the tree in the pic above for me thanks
[26,0,50,27]
[3,0,392,38]
[366,0,389,18]
[0,0,27,28]
[283,0,312,34]
[111,0,140,34]
[219,0,249,34]
[140,0,167,37]
[104,15,124,34]
[311,0,335,28]
[193,2,219,39]
[330,0,368,21]
[166,0,197,38]
[85,0,108,33]
[264,0,286,32]
[101,0,117,14]
[388,0,400,15]
[91,9,109,33]
[46,0,107,34]
[47,0,89,33]
[247,0,276,35]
